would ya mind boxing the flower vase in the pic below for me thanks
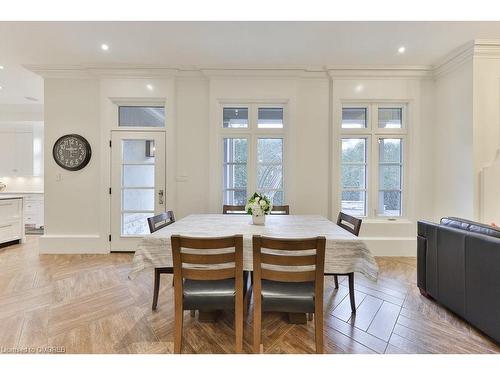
[252,213,266,225]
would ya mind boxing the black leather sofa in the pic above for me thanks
[417,217,500,343]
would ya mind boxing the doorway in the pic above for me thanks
[110,131,166,251]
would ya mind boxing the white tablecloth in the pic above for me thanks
[129,214,378,280]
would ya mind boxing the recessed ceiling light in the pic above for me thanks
[0,65,4,70]
[146,84,154,91]
[101,43,109,51]
[398,46,406,54]
[0,85,3,90]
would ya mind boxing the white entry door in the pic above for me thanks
[111,131,165,251]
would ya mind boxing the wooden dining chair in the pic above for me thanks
[147,211,176,310]
[325,212,362,313]
[270,205,290,215]
[252,235,326,354]
[222,204,247,214]
[171,234,245,354]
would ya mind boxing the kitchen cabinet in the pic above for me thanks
[0,132,34,176]
[0,196,24,246]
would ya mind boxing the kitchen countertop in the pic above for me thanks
[0,195,24,200]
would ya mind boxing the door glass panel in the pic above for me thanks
[123,140,155,164]
[123,165,155,187]
[122,213,152,235]
[122,189,155,211]
[121,139,156,236]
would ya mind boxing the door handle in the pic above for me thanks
[158,189,164,205]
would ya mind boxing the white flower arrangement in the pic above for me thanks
[245,192,273,216]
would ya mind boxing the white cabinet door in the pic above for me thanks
[0,133,16,175]
[15,133,34,175]
[0,132,33,176]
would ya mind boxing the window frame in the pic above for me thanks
[340,102,408,219]
[220,102,287,206]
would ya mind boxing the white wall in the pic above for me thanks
[41,49,497,257]
[41,78,102,252]
[473,55,500,225]
[433,61,474,221]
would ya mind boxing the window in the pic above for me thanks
[222,104,285,205]
[118,106,165,127]
[341,138,367,216]
[378,138,403,216]
[342,107,367,129]
[223,138,248,205]
[223,107,248,128]
[340,104,406,218]
[257,138,284,204]
[258,108,284,129]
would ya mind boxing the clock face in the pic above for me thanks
[52,134,92,171]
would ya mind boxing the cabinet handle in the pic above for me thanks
[0,203,12,207]
[0,224,10,229]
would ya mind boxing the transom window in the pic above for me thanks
[222,104,285,206]
[340,103,406,218]
[118,106,165,127]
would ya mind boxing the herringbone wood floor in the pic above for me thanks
[0,236,498,354]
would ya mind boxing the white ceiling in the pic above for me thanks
[2,21,500,105]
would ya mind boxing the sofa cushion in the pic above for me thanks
[440,217,500,239]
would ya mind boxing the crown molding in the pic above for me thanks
[432,39,500,79]
[432,41,474,78]
[326,65,432,79]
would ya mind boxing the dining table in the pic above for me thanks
[129,214,379,281]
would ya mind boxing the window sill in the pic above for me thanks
[361,218,413,225]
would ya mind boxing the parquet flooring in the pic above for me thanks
[0,236,498,354]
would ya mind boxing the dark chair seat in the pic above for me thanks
[182,272,250,311]
[262,280,315,313]
[183,278,236,310]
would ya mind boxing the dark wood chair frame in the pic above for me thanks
[171,234,244,354]
[147,211,176,310]
[325,212,362,313]
[222,204,290,215]
[252,235,326,354]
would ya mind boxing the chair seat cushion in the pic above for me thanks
[261,280,315,313]
[183,278,235,310]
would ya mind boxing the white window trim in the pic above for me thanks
[339,102,409,220]
[219,102,287,206]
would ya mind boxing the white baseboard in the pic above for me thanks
[360,237,416,256]
[39,234,108,254]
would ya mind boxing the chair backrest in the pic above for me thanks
[171,234,244,283]
[252,235,325,285]
[270,205,290,215]
[336,212,362,237]
[222,205,247,214]
[148,211,175,233]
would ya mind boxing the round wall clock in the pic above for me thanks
[52,134,92,171]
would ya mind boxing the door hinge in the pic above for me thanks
[108,234,112,242]
[109,140,112,147]
[109,187,112,194]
